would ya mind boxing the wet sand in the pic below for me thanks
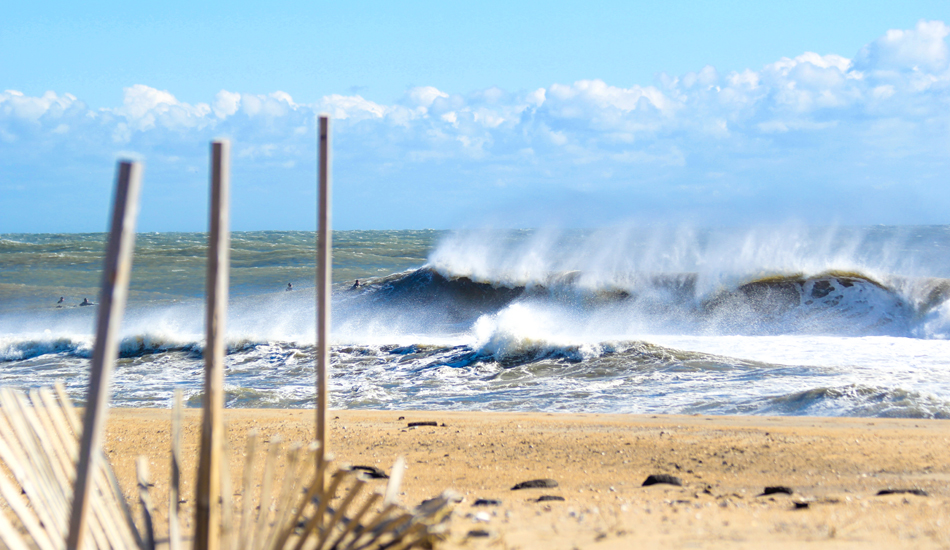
[103,409,950,548]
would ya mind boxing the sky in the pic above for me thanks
[3,1,950,232]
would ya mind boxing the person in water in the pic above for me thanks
[79,298,92,306]
[352,279,361,289]
[286,283,293,291]
[57,297,64,304]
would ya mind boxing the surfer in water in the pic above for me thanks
[286,283,293,291]
[79,298,92,306]
[57,297,64,304]
[351,279,361,289]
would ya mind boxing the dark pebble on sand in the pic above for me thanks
[351,465,389,479]
[511,479,559,490]
[642,474,682,487]
[473,498,502,506]
[408,421,438,427]
[794,501,810,509]
[877,488,928,497]
[759,486,793,496]
[536,495,565,502]
[467,529,491,538]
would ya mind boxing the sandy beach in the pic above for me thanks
[97,409,950,549]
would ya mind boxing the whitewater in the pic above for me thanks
[2,225,950,418]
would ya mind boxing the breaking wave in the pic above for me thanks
[342,266,950,338]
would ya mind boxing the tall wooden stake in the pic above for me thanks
[316,116,332,487]
[67,160,142,550]
[195,140,230,550]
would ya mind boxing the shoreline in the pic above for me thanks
[100,409,950,548]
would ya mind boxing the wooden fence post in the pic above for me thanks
[195,140,231,550]
[66,160,143,550]
[316,116,332,487]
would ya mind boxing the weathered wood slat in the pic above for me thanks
[0,451,56,550]
[313,477,366,550]
[260,443,302,550]
[237,430,259,550]
[136,456,156,550]
[0,508,32,550]
[325,492,380,550]
[169,390,182,550]
[250,438,282,550]
[291,470,348,550]
[0,389,67,537]
[220,425,235,550]
[340,503,397,550]
[265,445,321,550]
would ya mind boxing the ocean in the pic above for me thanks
[2,225,950,418]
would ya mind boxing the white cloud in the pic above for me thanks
[526,88,546,107]
[239,91,296,118]
[117,84,178,120]
[548,79,673,114]
[213,90,241,118]
[3,20,950,230]
[406,86,449,110]
[319,94,386,120]
[855,19,950,72]
[871,84,896,101]
[110,84,213,134]
[0,90,82,121]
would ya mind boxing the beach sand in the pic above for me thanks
[101,409,950,549]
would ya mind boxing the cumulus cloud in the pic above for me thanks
[319,94,386,120]
[855,19,950,72]
[2,20,950,231]
[109,84,212,134]
[0,90,83,122]
[212,90,241,118]
[406,86,449,110]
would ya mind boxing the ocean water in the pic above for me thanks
[2,226,950,418]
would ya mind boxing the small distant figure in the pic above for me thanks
[351,279,361,289]
[79,298,92,307]
[286,282,293,292]
[57,297,64,304]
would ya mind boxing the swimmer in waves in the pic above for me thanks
[79,298,93,306]
[351,279,361,290]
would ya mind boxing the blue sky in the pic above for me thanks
[3,1,950,232]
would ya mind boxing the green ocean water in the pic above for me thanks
[0,230,442,311]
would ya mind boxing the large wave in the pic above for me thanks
[341,266,950,339]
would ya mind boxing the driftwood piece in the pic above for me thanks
[136,457,156,550]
